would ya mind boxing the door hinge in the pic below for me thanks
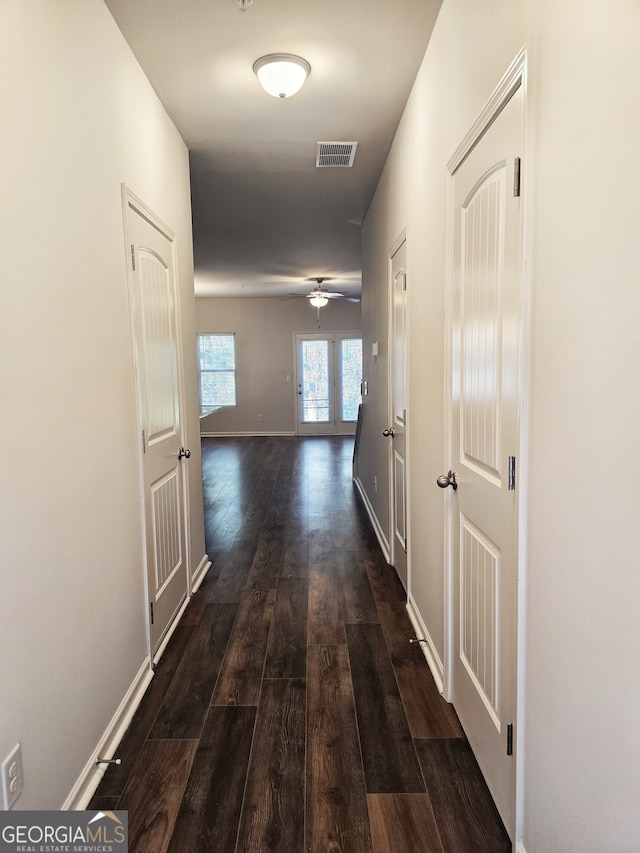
[404,537,408,553]
[142,429,146,454]
[403,273,407,291]
[150,602,154,626]
[130,243,136,270]
[507,723,514,756]
[508,455,516,490]
[513,157,521,198]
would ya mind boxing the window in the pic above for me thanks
[197,334,237,416]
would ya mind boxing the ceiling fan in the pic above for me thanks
[288,278,361,306]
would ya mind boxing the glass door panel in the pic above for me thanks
[301,339,330,423]
[296,334,334,434]
[339,337,363,424]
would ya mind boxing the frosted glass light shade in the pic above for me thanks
[253,54,311,99]
[310,294,329,307]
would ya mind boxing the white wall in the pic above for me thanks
[360,0,640,849]
[0,0,205,809]
[522,2,640,849]
[196,296,361,435]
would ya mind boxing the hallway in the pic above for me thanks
[90,436,510,852]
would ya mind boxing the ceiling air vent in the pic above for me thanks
[316,142,358,168]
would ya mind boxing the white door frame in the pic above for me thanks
[443,48,531,843]
[122,185,192,663]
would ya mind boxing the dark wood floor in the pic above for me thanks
[90,436,510,852]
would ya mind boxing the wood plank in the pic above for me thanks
[308,562,346,645]
[346,623,424,793]
[281,519,309,578]
[205,539,258,603]
[92,624,194,798]
[367,794,444,853]
[359,550,407,604]
[243,484,275,530]
[211,588,276,706]
[150,604,237,739]
[265,496,291,526]
[329,513,360,550]
[120,739,197,853]
[167,707,256,853]
[306,645,373,853]
[336,550,379,624]
[248,524,286,589]
[307,529,338,645]
[236,678,306,853]
[414,739,511,853]
[87,795,120,811]
[377,602,464,738]
[308,529,335,570]
[264,578,308,679]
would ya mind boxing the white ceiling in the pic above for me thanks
[104,0,442,298]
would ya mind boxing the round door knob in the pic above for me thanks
[437,470,457,490]
[178,447,191,460]
[382,428,395,437]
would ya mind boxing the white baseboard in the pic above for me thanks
[516,844,527,853]
[353,476,391,563]
[190,554,211,594]
[406,594,445,694]
[63,659,153,810]
[200,431,295,438]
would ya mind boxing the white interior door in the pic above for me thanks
[387,239,408,589]
[126,196,188,655]
[447,84,523,835]
[296,332,362,435]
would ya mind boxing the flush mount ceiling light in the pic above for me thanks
[234,0,253,10]
[253,54,311,99]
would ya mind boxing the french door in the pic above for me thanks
[295,332,362,435]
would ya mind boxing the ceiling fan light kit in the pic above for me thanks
[253,54,311,99]
[309,294,329,307]
[285,279,360,307]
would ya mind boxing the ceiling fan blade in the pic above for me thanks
[282,287,363,303]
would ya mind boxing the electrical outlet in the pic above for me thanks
[1,743,23,810]
[257,414,263,422]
